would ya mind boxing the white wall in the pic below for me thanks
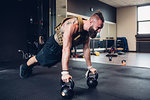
[117,6,137,51]
[56,0,67,25]
[100,22,116,40]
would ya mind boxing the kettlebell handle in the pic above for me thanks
[87,70,98,80]
[61,78,75,89]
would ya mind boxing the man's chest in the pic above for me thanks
[72,32,89,47]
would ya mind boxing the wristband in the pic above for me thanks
[87,66,93,70]
[61,71,69,75]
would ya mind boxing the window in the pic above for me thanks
[138,5,150,34]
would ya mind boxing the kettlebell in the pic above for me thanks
[87,71,98,88]
[122,60,126,65]
[60,79,75,98]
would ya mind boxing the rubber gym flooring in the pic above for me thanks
[0,60,150,100]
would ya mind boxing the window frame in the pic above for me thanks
[137,4,150,35]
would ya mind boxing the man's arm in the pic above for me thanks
[83,38,92,67]
[83,38,97,74]
[62,25,73,71]
[61,19,77,82]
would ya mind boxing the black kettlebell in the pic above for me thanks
[87,71,98,88]
[60,79,75,99]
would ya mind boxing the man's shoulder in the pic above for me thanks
[62,17,79,28]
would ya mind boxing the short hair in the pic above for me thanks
[91,10,104,23]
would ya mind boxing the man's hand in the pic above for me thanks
[89,67,97,74]
[61,73,72,83]
[85,67,97,78]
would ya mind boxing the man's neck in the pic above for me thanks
[83,20,89,31]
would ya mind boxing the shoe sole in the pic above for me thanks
[19,64,25,79]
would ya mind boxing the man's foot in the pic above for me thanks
[19,64,33,79]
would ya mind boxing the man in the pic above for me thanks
[20,10,104,82]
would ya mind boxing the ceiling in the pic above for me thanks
[98,0,150,8]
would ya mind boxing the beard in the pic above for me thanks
[88,26,97,38]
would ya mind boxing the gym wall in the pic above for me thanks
[100,22,117,39]
[0,0,38,65]
[67,0,116,23]
[0,0,49,67]
[117,6,137,51]
[56,0,67,27]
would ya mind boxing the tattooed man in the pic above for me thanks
[20,10,104,82]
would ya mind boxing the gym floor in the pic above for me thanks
[71,52,150,68]
[0,52,150,100]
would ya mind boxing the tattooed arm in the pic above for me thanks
[61,18,78,82]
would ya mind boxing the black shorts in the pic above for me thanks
[36,35,62,67]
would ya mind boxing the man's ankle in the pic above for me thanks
[22,63,29,69]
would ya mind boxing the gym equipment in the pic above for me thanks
[90,38,100,56]
[122,60,126,65]
[106,53,118,57]
[118,51,125,55]
[60,79,75,98]
[39,36,45,45]
[109,56,112,61]
[91,52,100,56]
[94,52,100,56]
[72,55,84,58]
[87,71,98,88]
[117,37,128,52]
[18,50,34,59]
[106,47,118,57]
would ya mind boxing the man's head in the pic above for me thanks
[88,10,104,38]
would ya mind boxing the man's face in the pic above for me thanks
[88,18,103,38]
[88,26,97,38]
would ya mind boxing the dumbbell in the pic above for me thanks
[86,71,98,88]
[60,79,75,99]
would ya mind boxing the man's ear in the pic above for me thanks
[89,19,94,26]
[89,18,93,23]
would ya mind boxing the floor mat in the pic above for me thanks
[0,61,150,100]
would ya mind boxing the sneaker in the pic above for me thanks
[19,64,33,79]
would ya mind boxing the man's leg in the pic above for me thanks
[27,56,38,66]
[20,56,38,79]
